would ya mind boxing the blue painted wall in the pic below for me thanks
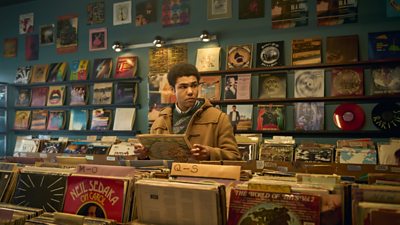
[0,0,399,154]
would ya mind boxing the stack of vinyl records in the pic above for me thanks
[335,139,377,164]
[294,142,335,163]
[259,136,295,162]
[0,163,20,203]
[0,203,43,225]
[25,212,116,225]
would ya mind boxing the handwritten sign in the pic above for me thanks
[171,163,241,180]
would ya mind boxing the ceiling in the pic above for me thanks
[0,0,36,7]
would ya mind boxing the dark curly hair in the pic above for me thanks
[167,63,200,87]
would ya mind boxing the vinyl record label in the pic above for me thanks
[371,103,400,130]
[333,103,365,130]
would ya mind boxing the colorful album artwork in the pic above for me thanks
[70,59,89,80]
[40,141,66,153]
[195,47,221,72]
[256,105,285,131]
[199,75,221,100]
[224,74,251,100]
[40,24,55,45]
[25,34,39,61]
[30,110,48,130]
[256,41,284,67]
[161,0,190,27]
[226,44,252,69]
[14,110,31,130]
[15,89,31,106]
[226,104,253,131]
[89,27,107,51]
[47,111,66,130]
[15,66,32,84]
[239,0,265,19]
[3,38,17,58]
[368,30,400,60]
[70,85,87,106]
[56,15,78,54]
[69,109,88,131]
[90,109,112,131]
[331,67,364,96]
[31,87,49,107]
[31,64,49,83]
[47,62,67,82]
[292,38,322,65]
[113,1,132,25]
[115,82,138,104]
[47,85,65,106]
[19,12,34,34]
[294,102,324,131]
[114,56,138,78]
[87,1,105,24]
[135,0,157,26]
[92,82,113,105]
[317,0,358,26]
[92,58,112,79]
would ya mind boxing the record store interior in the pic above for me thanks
[0,0,400,225]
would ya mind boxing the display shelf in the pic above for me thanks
[14,103,141,110]
[12,129,140,136]
[12,77,141,88]
[235,130,398,138]
[200,58,400,76]
[211,94,400,104]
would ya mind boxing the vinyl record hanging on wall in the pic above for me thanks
[333,103,365,130]
[371,103,400,130]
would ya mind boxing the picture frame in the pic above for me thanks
[40,24,55,45]
[207,0,232,20]
[89,27,107,51]
[113,1,132,25]
[3,38,17,58]
[87,0,105,25]
[19,12,34,34]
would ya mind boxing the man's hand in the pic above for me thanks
[133,143,149,160]
[190,144,211,161]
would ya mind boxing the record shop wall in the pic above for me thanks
[0,0,399,148]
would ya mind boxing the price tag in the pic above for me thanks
[101,136,117,143]
[85,155,94,161]
[171,163,241,180]
[375,165,389,171]
[106,156,116,161]
[86,136,97,141]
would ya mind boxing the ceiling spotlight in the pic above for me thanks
[153,36,164,48]
[200,31,211,42]
[112,41,123,52]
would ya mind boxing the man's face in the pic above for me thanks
[173,75,199,111]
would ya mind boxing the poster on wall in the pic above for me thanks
[89,27,107,51]
[239,0,265,20]
[3,38,17,58]
[40,24,54,45]
[317,0,358,26]
[25,34,39,61]
[19,12,34,34]
[113,1,132,25]
[207,0,232,20]
[87,0,105,24]
[135,0,157,26]
[56,15,78,54]
[387,0,400,17]
[161,0,190,27]
[271,0,308,29]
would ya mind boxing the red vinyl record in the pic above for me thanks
[333,103,365,130]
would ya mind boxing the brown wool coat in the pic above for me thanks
[150,99,241,160]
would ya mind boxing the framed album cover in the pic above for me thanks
[207,0,232,20]
[89,27,107,51]
[87,1,105,25]
[113,1,132,25]
[226,44,252,70]
[40,24,55,45]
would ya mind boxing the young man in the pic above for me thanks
[135,63,241,161]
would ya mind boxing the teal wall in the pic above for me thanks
[0,0,399,154]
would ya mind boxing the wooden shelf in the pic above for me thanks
[12,77,141,88]
[14,103,141,110]
[200,58,400,75]
[235,130,399,138]
[12,129,140,136]
[211,94,400,104]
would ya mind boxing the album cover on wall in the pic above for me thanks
[15,89,31,106]
[69,109,88,131]
[371,66,400,94]
[15,66,32,84]
[326,35,359,63]
[226,104,253,131]
[161,0,190,27]
[70,59,89,80]
[271,0,308,29]
[239,0,265,19]
[47,62,67,82]
[115,82,138,104]
[256,105,285,131]
[87,1,105,25]
[256,41,284,67]
[92,82,113,105]
[3,37,17,58]
[294,69,325,98]
[196,47,221,72]
[199,75,221,100]
[31,64,49,83]
[331,67,364,96]
[90,108,112,131]
[70,85,88,106]
[372,103,400,131]
[113,108,136,131]
[92,58,112,79]
[292,38,322,65]
[226,44,252,69]
[14,110,31,130]
[368,30,400,60]
[135,0,157,26]
[294,102,324,131]
[47,85,65,106]
[258,73,286,99]
[56,15,78,54]
[114,56,138,79]
[317,0,358,26]
[47,110,66,130]
[207,0,232,20]
[31,86,49,107]
[224,74,251,100]
[30,110,48,130]
[39,140,67,153]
